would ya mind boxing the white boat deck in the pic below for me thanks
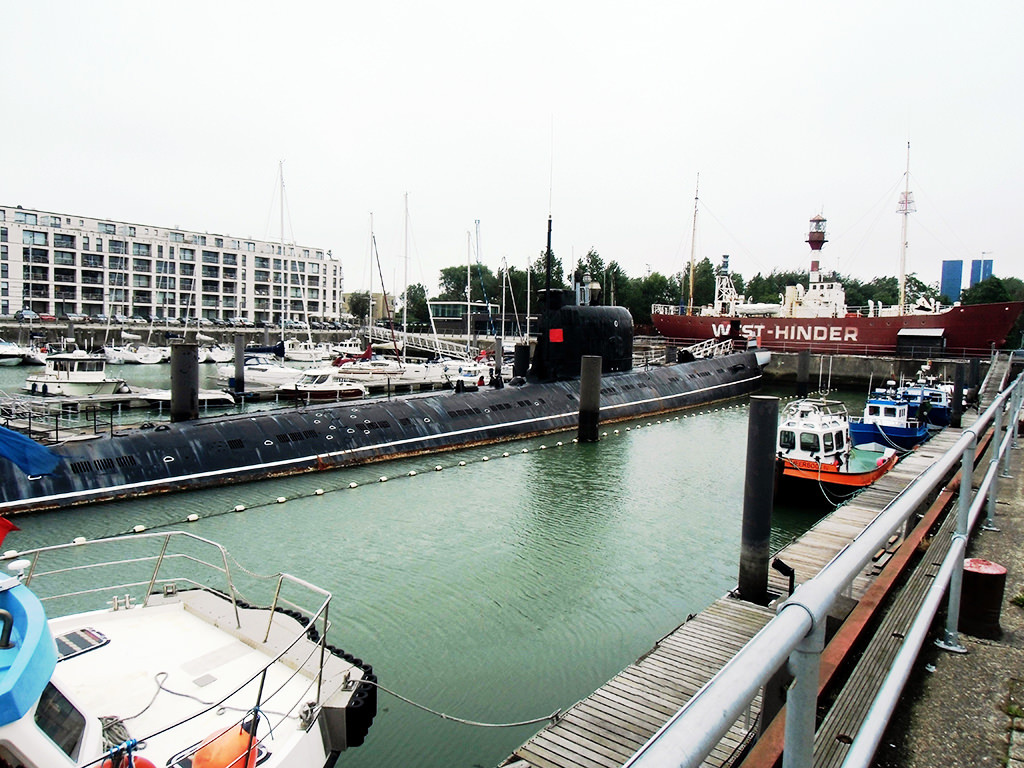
[47,588,360,767]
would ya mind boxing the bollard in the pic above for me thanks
[170,341,199,423]
[577,355,602,443]
[737,395,778,605]
[959,559,1006,639]
[796,350,810,397]
[233,335,246,393]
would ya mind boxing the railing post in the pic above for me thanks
[937,431,974,653]
[983,405,1002,531]
[782,619,825,768]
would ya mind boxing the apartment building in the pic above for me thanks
[0,205,343,324]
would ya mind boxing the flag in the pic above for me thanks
[0,518,18,548]
[0,425,61,476]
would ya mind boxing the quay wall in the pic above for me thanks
[761,351,989,389]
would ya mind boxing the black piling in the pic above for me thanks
[170,340,199,423]
[233,335,246,393]
[577,355,602,443]
[796,349,811,397]
[513,344,530,378]
[951,363,965,428]
[737,395,778,605]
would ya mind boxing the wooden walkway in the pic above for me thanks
[505,428,966,768]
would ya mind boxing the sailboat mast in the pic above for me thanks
[279,160,285,335]
[466,231,472,354]
[402,193,409,333]
[897,142,915,314]
[368,213,374,336]
[687,173,699,316]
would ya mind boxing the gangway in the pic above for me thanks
[364,326,481,360]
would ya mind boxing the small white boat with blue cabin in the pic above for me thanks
[0,530,376,767]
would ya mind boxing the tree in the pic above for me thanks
[960,276,1010,305]
[437,264,500,304]
[346,291,370,323]
[398,282,429,323]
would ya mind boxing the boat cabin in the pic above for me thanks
[863,397,913,428]
[777,398,851,467]
[41,352,108,382]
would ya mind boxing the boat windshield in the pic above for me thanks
[800,433,820,452]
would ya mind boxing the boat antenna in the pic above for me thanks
[687,173,699,315]
[897,141,915,315]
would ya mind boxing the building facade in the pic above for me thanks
[970,258,993,288]
[0,205,343,324]
[940,259,963,302]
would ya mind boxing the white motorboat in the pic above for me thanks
[0,339,28,366]
[0,530,376,768]
[23,351,129,397]
[121,343,164,365]
[331,337,365,357]
[200,344,234,364]
[277,368,368,400]
[216,354,305,387]
[284,338,333,363]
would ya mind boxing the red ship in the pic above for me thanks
[652,215,1023,357]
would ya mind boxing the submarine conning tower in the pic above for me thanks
[529,286,633,381]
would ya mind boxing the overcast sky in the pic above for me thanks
[5,2,1020,299]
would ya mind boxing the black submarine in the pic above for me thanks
[0,280,768,516]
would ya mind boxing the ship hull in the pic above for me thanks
[652,302,1024,356]
[0,350,766,515]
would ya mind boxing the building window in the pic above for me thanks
[245,242,255,252]
[22,230,48,246]
[96,238,103,252]
[82,236,89,250]
[127,226,136,237]
[0,228,6,242]
[132,259,152,272]
[215,238,223,247]
[170,232,184,243]
[0,245,6,260]
[132,243,151,257]
[202,250,219,264]
[54,251,76,266]
[109,239,127,254]
[180,248,195,261]
[14,211,37,225]
[54,233,75,248]
[222,253,236,266]
[98,222,116,235]
[109,256,127,270]
[82,254,104,268]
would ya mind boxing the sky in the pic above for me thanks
[4,1,1021,299]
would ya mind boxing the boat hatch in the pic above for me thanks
[55,627,109,661]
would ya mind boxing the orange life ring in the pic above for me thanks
[193,725,259,768]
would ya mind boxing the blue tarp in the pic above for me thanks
[0,425,60,475]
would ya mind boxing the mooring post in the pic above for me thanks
[513,344,530,379]
[951,363,965,428]
[738,395,778,605]
[233,334,246,393]
[170,340,199,423]
[577,355,602,443]
[796,350,810,397]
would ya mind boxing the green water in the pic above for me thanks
[1,363,852,767]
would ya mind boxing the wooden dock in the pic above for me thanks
[504,427,968,768]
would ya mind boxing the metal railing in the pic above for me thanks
[623,367,1024,768]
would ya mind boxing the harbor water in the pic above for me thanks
[1,361,849,767]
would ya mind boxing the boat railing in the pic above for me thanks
[2,531,340,704]
[623,369,1024,768]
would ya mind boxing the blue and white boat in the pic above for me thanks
[0,530,376,767]
[896,382,952,427]
[849,393,932,451]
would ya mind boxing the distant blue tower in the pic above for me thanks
[940,260,963,302]
[970,258,993,287]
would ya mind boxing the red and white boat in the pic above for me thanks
[653,214,1023,357]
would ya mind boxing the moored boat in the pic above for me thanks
[0,529,376,767]
[652,214,1024,356]
[23,351,129,397]
[277,368,368,400]
[776,397,898,497]
[849,392,932,451]
[216,354,305,388]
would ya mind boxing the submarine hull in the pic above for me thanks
[0,350,765,515]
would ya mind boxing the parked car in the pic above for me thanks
[60,313,90,323]
[112,314,130,324]
[129,315,149,324]
[91,313,109,324]
[15,309,40,322]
